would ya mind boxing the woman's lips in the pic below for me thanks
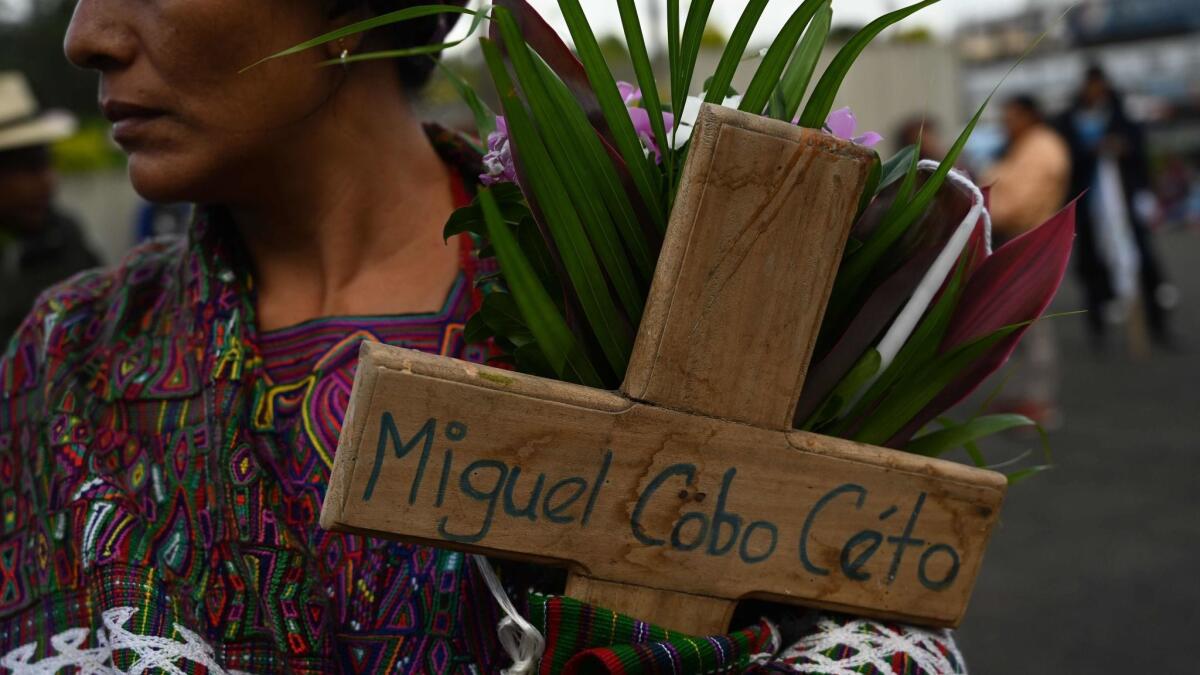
[101,100,168,145]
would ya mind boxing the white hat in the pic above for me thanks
[0,71,78,153]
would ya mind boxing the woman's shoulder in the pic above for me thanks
[28,235,185,328]
[1,236,188,401]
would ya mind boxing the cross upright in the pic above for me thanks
[321,105,1007,636]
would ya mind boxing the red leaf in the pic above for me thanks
[886,200,1076,447]
[802,175,983,423]
[943,199,1077,349]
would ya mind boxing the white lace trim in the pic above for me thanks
[765,617,966,675]
[2,608,963,675]
[0,607,250,675]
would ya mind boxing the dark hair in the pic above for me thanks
[1005,94,1043,121]
[1075,62,1122,111]
[1084,63,1109,84]
[894,115,937,148]
[326,0,465,91]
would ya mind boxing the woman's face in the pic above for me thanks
[65,0,349,203]
[0,148,57,232]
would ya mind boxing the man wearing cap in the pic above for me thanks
[0,71,100,344]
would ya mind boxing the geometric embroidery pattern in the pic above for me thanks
[0,127,505,674]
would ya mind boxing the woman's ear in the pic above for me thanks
[325,34,366,63]
[322,3,369,61]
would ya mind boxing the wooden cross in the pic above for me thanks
[321,105,1006,636]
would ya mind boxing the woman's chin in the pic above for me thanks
[127,153,206,205]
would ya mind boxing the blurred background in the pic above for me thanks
[1,0,1197,672]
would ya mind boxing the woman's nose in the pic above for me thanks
[64,0,137,72]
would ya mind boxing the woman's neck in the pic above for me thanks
[230,65,462,332]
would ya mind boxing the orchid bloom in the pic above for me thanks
[481,117,517,186]
[482,84,678,186]
[824,107,883,148]
[617,81,642,106]
[618,81,675,164]
[628,107,675,163]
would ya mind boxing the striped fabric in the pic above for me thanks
[258,274,480,382]
[525,594,966,675]
[528,594,775,675]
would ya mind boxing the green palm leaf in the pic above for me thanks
[704,0,769,107]
[244,4,484,71]
[798,0,942,128]
[493,10,646,326]
[556,0,667,231]
[479,188,604,387]
[616,0,673,179]
[769,0,832,121]
[482,35,632,378]
[740,0,827,116]
[674,0,716,107]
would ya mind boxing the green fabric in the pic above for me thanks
[528,593,772,675]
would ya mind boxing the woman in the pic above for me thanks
[0,1,966,673]
[2,1,504,672]
[982,94,1071,427]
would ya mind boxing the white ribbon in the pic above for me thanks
[875,161,993,372]
[471,555,546,675]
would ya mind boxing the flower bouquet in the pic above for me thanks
[280,0,1075,669]
[273,0,1075,469]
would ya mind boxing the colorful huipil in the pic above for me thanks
[0,129,966,675]
[0,131,503,673]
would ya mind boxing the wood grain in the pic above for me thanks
[623,105,874,430]
[323,105,1008,636]
[323,348,1006,630]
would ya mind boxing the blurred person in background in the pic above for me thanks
[987,95,1071,243]
[894,114,948,161]
[133,199,191,241]
[1157,155,1200,231]
[0,71,99,345]
[1059,64,1179,352]
[983,94,1071,425]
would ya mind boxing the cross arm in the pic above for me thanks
[323,105,1010,636]
[322,344,1006,633]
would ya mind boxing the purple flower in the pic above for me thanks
[628,106,675,164]
[618,81,675,164]
[480,84,677,183]
[481,116,517,186]
[618,81,642,105]
[825,107,883,148]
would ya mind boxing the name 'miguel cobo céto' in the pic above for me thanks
[362,414,963,593]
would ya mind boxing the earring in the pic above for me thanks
[338,39,351,68]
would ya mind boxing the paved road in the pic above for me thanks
[955,228,1200,674]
